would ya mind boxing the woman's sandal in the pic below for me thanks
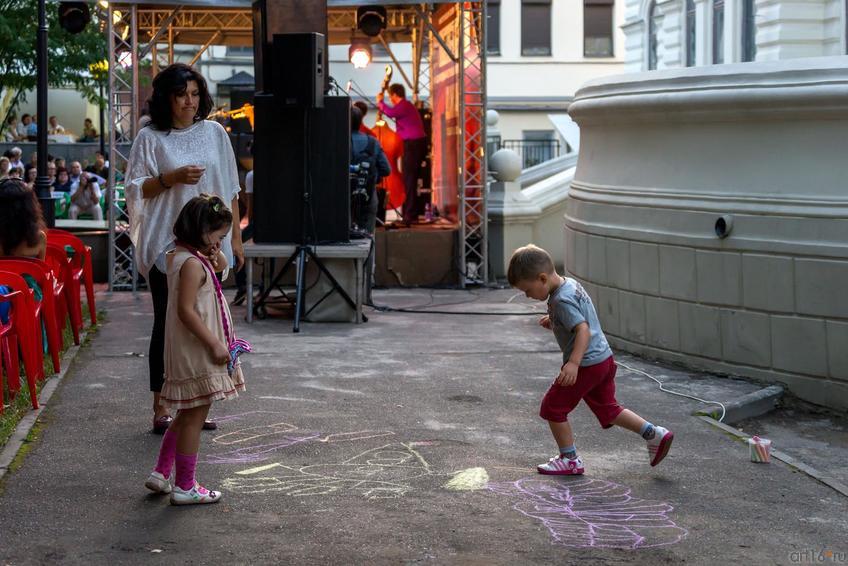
[152,415,173,435]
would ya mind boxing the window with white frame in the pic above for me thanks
[685,0,696,66]
[741,0,756,61]
[584,0,615,57]
[522,0,552,55]
[647,0,659,70]
[487,0,501,55]
[712,0,724,63]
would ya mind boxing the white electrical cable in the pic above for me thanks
[617,361,727,423]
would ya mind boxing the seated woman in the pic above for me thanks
[53,167,72,193]
[0,177,47,260]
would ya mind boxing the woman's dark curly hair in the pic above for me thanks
[0,178,45,256]
[146,63,214,131]
[173,194,233,251]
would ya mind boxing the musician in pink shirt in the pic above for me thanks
[377,83,427,225]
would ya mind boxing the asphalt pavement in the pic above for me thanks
[0,288,845,565]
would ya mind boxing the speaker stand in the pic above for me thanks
[251,244,360,332]
[251,106,361,332]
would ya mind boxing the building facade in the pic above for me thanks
[487,0,627,167]
[623,0,848,71]
[563,0,848,409]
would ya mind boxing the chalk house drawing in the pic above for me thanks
[488,477,688,549]
[222,442,438,499]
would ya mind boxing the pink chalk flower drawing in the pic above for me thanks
[488,477,688,549]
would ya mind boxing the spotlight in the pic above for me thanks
[58,2,91,34]
[357,5,387,37]
[349,40,372,69]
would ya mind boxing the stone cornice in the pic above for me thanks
[568,56,848,124]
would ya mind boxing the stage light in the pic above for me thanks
[349,40,372,69]
[58,2,91,34]
[357,5,387,37]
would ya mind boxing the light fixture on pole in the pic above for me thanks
[348,39,372,69]
[356,5,387,37]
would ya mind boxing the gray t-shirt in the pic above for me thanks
[548,278,612,366]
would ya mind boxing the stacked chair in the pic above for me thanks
[0,231,98,412]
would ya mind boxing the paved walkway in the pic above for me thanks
[0,289,845,565]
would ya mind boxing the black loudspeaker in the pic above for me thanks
[252,0,329,94]
[252,0,268,91]
[271,33,325,108]
[253,94,350,244]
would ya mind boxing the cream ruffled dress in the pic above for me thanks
[160,248,245,409]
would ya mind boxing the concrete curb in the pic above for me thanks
[699,415,848,498]
[0,329,89,481]
[695,385,784,424]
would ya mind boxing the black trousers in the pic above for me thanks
[402,137,427,223]
[235,222,254,291]
[148,265,168,393]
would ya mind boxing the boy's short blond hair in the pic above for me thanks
[507,244,555,285]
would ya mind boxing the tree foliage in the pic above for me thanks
[0,1,107,120]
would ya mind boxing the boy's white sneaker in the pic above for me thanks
[170,483,222,505]
[144,471,172,494]
[537,455,585,475]
[647,426,674,467]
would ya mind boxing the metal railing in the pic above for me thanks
[500,139,561,169]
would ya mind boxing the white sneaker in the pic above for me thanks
[537,455,585,475]
[647,426,674,467]
[170,483,222,505]
[144,471,172,494]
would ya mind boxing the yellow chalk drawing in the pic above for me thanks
[235,463,283,476]
[443,467,489,491]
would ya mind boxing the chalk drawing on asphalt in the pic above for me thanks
[223,442,439,499]
[487,477,688,549]
[203,422,396,465]
[443,467,490,491]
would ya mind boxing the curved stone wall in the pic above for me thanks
[565,57,848,411]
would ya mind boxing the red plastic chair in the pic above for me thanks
[35,246,80,345]
[1,290,38,411]
[0,272,44,406]
[47,242,83,342]
[47,229,97,326]
[0,260,62,374]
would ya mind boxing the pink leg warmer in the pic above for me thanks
[153,428,178,477]
[175,452,198,491]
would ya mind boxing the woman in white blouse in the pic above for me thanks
[126,63,244,434]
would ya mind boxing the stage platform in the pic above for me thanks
[375,222,460,287]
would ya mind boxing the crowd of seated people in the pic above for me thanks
[3,113,99,143]
[0,148,113,221]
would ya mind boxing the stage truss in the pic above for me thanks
[106,2,487,291]
[107,5,138,291]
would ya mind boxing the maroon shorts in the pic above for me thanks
[539,356,624,428]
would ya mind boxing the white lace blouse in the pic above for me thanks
[125,120,241,278]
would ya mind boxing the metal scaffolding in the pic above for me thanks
[107,4,139,291]
[459,1,487,285]
[105,1,487,290]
